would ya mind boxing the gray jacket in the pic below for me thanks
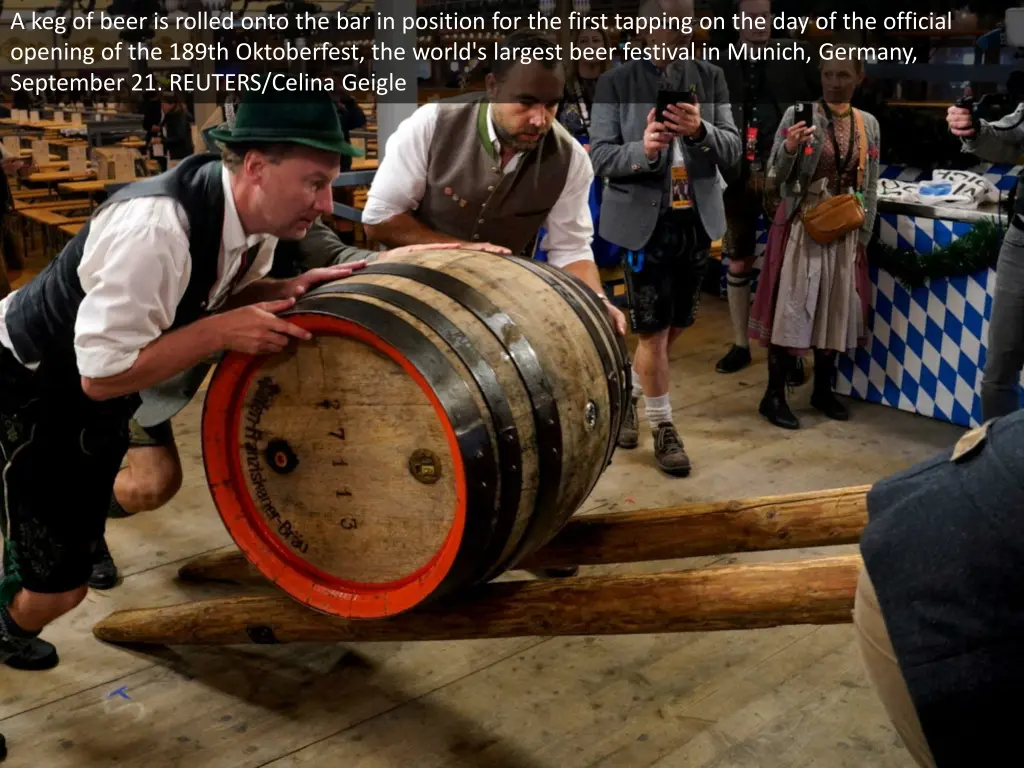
[589,59,742,251]
[767,104,881,247]
[960,103,1024,164]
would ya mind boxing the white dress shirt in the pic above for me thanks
[0,165,277,378]
[362,101,596,269]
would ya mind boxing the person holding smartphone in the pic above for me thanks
[715,0,820,377]
[947,99,1024,420]
[749,53,880,429]
[590,0,741,476]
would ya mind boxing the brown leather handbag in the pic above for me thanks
[801,108,868,245]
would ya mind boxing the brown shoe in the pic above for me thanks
[617,397,639,449]
[653,422,691,477]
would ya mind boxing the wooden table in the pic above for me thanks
[58,178,136,195]
[26,170,94,183]
[14,198,89,212]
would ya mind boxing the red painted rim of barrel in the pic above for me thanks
[202,313,467,619]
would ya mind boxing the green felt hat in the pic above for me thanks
[207,91,362,158]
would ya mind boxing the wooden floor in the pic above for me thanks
[0,297,960,767]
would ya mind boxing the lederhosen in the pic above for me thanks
[0,153,248,599]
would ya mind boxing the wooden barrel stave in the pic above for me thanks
[302,284,531,590]
[202,249,625,618]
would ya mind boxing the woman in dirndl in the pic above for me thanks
[749,53,880,430]
[535,25,617,268]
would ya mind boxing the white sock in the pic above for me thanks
[631,364,643,399]
[726,271,753,348]
[644,393,672,427]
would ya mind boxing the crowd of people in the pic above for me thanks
[2,0,1024,763]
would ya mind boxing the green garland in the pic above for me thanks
[867,220,1006,288]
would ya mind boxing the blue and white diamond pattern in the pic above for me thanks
[975,163,1024,193]
[836,214,1024,428]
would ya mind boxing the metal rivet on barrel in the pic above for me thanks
[265,439,299,475]
[408,449,441,485]
[584,401,599,431]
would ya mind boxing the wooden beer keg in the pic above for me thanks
[202,249,629,619]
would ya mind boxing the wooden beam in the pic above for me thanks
[521,485,870,569]
[177,486,870,584]
[97,555,862,646]
[177,549,263,584]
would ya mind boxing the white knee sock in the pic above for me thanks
[644,394,672,427]
[726,271,753,348]
[631,364,643,399]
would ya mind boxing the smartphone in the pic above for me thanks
[794,102,814,127]
[656,89,697,123]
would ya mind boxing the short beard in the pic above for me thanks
[493,119,545,152]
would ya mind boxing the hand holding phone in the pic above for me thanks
[794,102,814,128]
[656,89,696,123]
[785,102,815,154]
[658,90,701,138]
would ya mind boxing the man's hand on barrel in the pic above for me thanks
[378,242,512,259]
[283,262,368,298]
[216,298,313,355]
[603,299,628,336]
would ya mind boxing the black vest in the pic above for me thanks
[5,153,227,369]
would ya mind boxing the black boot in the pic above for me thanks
[88,537,119,590]
[0,605,58,672]
[788,356,806,387]
[759,346,799,430]
[810,350,849,420]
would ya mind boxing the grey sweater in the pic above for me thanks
[767,104,881,247]
[960,102,1024,164]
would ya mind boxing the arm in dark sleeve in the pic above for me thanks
[293,218,379,270]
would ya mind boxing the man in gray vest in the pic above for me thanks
[361,29,627,337]
[589,0,741,476]
[0,95,425,673]
[856,409,1024,767]
[714,0,819,375]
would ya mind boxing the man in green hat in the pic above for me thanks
[0,93,465,672]
[87,95,485,593]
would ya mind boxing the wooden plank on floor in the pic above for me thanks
[0,632,544,767]
[258,627,822,768]
[0,560,250,721]
[649,626,917,767]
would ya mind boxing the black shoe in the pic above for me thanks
[653,422,691,477]
[788,356,807,387]
[1,635,58,671]
[759,390,800,429]
[810,350,849,421]
[88,537,119,590]
[617,396,639,449]
[716,344,751,374]
[760,345,800,430]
